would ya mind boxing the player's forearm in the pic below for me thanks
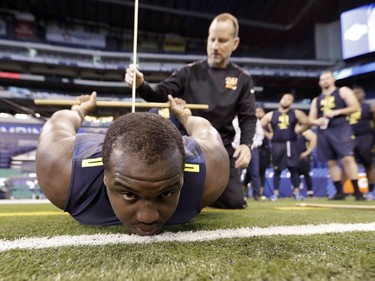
[137,81,169,102]
[296,124,310,134]
[47,109,83,136]
[335,105,360,116]
[308,116,319,126]
[239,116,256,147]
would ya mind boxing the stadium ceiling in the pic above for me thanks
[0,0,373,118]
[1,0,345,59]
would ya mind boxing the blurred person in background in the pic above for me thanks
[308,70,364,201]
[296,125,317,198]
[346,86,375,200]
[260,93,310,201]
[255,106,272,200]
[239,117,264,201]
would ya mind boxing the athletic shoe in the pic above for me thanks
[260,195,267,201]
[253,194,260,201]
[295,194,305,201]
[269,194,278,202]
[307,190,314,198]
[241,200,248,209]
[328,193,346,200]
[355,193,366,201]
[366,192,375,201]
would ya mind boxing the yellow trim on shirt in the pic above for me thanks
[184,163,200,173]
[81,157,200,173]
[82,157,103,167]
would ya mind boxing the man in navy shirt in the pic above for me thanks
[260,93,309,201]
[308,70,364,201]
[347,86,375,200]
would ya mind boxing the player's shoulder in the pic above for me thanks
[186,60,206,69]
[338,86,353,94]
[265,110,274,119]
[229,62,251,76]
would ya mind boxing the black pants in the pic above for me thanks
[211,145,247,209]
[243,148,261,196]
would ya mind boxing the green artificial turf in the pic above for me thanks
[1,198,374,280]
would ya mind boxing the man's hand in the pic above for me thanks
[323,110,337,119]
[300,151,309,158]
[233,144,251,169]
[125,64,145,89]
[74,91,97,116]
[168,95,192,121]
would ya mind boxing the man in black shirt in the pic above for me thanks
[125,13,256,209]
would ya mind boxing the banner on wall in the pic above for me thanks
[46,27,106,48]
[14,13,35,38]
[0,124,42,135]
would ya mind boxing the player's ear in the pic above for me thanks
[103,172,109,188]
[232,37,240,51]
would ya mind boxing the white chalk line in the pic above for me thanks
[0,199,51,205]
[1,222,374,252]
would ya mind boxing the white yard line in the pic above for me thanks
[0,199,51,204]
[1,222,374,252]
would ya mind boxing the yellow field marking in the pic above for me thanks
[0,211,67,217]
[296,203,375,210]
[204,208,241,213]
[275,207,328,210]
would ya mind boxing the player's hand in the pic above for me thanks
[74,91,97,115]
[323,110,337,119]
[125,64,144,89]
[300,151,309,158]
[168,95,192,120]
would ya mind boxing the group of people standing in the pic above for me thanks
[242,70,375,202]
[242,93,316,202]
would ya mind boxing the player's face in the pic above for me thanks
[255,108,265,119]
[353,88,365,102]
[207,20,239,68]
[104,149,183,236]
[280,94,294,109]
[319,72,335,90]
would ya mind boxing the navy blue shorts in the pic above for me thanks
[354,133,374,165]
[271,141,299,171]
[317,125,354,161]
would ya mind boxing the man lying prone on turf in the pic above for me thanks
[36,92,229,235]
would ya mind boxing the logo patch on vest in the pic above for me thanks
[225,77,238,90]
